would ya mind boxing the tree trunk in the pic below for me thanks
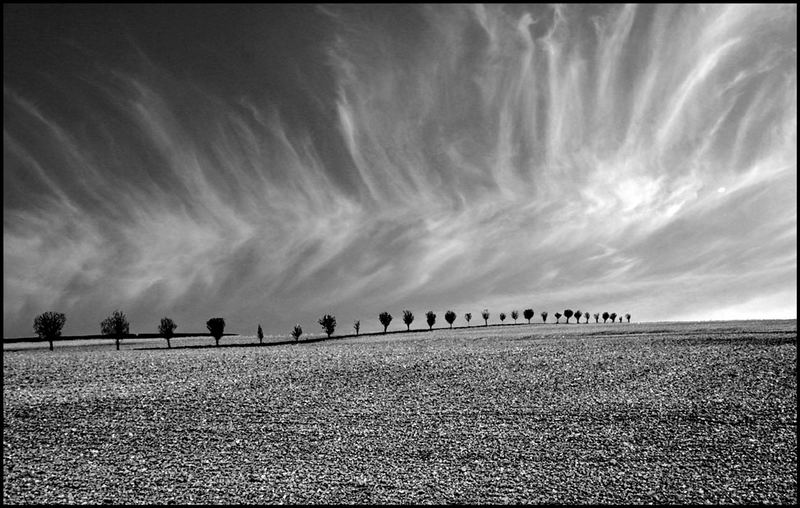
[49,340,53,351]
[116,338,120,350]
[167,338,171,349]
[215,337,220,347]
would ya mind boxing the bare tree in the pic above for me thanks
[602,312,609,323]
[564,309,574,324]
[511,310,519,324]
[445,310,456,328]
[465,313,472,327]
[291,324,303,342]
[523,309,534,324]
[554,312,562,324]
[318,314,336,338]
[257,324,264,345]
[426,311,436,330]
[101,310,130,351]
[379,312,393,334]
[594,313,600,323]
[541,311,548,323]
[206,317,225,347]
[33,311,66,352]
[402,310,414,331]
[159,317,177,349]
[626,313,631,323]
[353,320,360,336]
[482,309,490,326]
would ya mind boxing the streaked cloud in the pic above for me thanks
[3,4,796,336]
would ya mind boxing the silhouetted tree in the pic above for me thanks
[159,317,177,349]
[33,311,66,352]
[465,313,472,326]
[257,324,264,345]
[574,310,582,324]
[318,314,336,338]
[584,312,591,323]
[426,311,436,330]
[206,317,225,347]
[626,313,631,323]
[554,312,562,324]
[379,312,393,334]
[353,320,360,336]
[594,313,600,323]
[610,312,617,324]
[602,312,609,323]
[402,310,414,331]
[101,310,129,351]
[445,310,456,328]
[511,310,519,324]
[482,309,490,326]
[564,309,574,323]
[541,311,548,323]
[291,324,302,342]
[619,316,623,323]
[523,309,534,324]
[499,312,507,324]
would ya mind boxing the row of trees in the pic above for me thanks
[289,309,632,342]
[32,310,227,351]
[32,307,632,350]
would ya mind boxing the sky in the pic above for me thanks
[3,4,797,337]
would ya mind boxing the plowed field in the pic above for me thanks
[3,320,796,504]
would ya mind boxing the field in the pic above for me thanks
[3,320,797,504]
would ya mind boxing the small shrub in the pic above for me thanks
[291,324,303,342]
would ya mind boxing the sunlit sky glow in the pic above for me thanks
[3,4,796,337]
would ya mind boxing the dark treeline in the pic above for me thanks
[22,308,632,351]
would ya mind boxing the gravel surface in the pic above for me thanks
[3,320,796,504]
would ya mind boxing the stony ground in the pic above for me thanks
[3,320,797,504]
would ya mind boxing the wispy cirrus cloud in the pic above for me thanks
[3,4,795,337]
